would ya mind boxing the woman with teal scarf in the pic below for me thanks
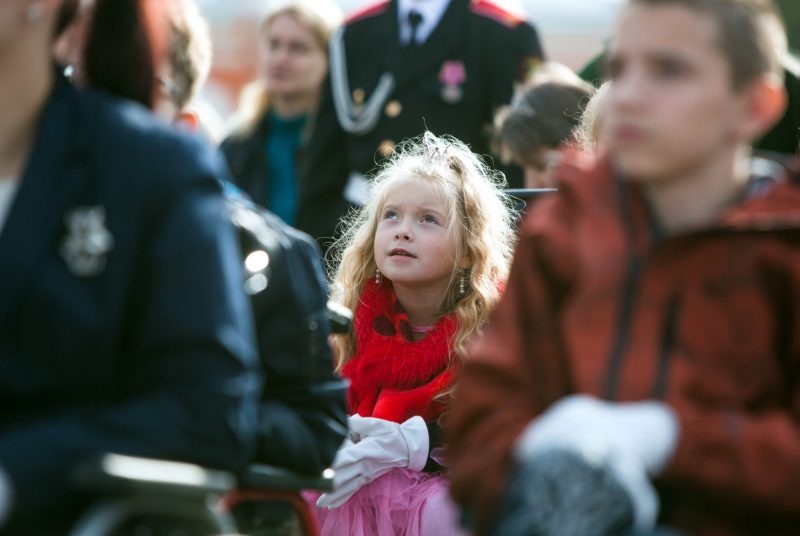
[221,0,341,228]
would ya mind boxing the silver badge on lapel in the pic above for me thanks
[60,206,114,277]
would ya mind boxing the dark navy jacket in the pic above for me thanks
[0,73,260,532]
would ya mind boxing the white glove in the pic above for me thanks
[514,395,679,531]
[316,415,429,509]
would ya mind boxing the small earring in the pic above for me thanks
[27,2,44,25]
[375,268,381,285]
[459,273,466,296]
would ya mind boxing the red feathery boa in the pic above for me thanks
[342,279,457,423]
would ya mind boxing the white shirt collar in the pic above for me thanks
[397,0,452,45]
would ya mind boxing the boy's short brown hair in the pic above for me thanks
[629,0,787,88]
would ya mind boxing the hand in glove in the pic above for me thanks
[513,395,679,532]
[316,415,429,509]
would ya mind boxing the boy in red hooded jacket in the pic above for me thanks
[447,1,800,535]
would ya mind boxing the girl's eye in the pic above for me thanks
[421,215,437,224]
[383,210,398,220]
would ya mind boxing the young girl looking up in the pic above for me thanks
[309,132,516,535]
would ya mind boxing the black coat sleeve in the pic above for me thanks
[237,206,348,475]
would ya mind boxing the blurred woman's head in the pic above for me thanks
[230,0,341,134]
[258,0,340,104]
[52,0,165,108]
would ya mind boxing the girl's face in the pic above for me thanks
[260,13,327,101]
[373,178,459,296]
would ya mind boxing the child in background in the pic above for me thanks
[493,62,595,189]
[310,132,516,535]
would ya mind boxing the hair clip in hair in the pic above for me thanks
[421,131,450,162]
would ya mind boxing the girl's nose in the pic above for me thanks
[394,221,411,240]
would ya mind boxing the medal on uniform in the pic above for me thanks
[438,60,466,104]
[385,100,402,118]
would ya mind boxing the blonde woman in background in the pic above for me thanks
[220,0,341,227]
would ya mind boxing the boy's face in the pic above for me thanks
[604,3,749,184]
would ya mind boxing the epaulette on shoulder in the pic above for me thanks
[470,0,527,28]
[345,0,390,25]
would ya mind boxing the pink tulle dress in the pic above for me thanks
[304,467,467,536]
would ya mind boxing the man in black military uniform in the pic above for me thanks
[297,0,545,249]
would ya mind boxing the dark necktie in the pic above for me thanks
[408,10,423,47]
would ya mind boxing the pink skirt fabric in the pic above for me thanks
[304,468,467,536]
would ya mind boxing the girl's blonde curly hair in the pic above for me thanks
[329,132,517,375]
